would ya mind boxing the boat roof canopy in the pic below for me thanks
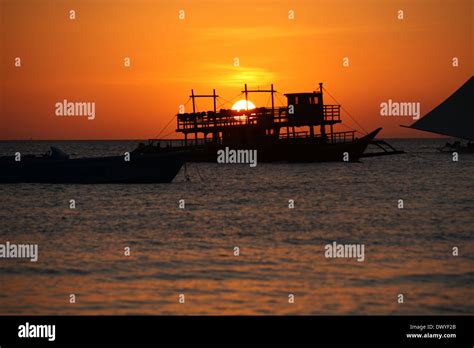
[285,92,321,96]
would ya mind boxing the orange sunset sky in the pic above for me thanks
[0,0,472,140]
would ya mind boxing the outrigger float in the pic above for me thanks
[134,83,404,162]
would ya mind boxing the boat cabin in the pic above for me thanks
[284,92,324,126]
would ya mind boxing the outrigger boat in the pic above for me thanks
[0,147,184,184]
[134,83,403,162]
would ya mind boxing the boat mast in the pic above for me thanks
[244,84,249,110]
[241,84,277,135]
[189,89,220,143]
[241,84,276,111]
[271,84,274,116]
[190,90,219,112]
[319,82,327,141]
[213,89,217,113]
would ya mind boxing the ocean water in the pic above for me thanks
[0,139,473,315]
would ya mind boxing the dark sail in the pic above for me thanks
[406,76,473,140]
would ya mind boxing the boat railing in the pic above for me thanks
[148,138,207,148]
[152,129,355,149]
[177,105,342,131]
[276,105,340,123]
[278,130,355,143]
[279,131,309,139]
[323,105,341,122]
[330,130,355,143]
[177,108,274,130]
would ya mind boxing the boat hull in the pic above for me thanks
[0,153,184,184]
[161,128,381,163]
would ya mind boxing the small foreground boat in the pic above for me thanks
[0,147,184,184]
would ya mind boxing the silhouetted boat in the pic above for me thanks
[402,76,473,153]
[438,141,474,153]
[135,83,403,162]
[0,147,184,184]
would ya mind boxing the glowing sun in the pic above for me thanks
[232,99,256,111]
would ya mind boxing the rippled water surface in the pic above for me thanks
[0,139,473,314]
